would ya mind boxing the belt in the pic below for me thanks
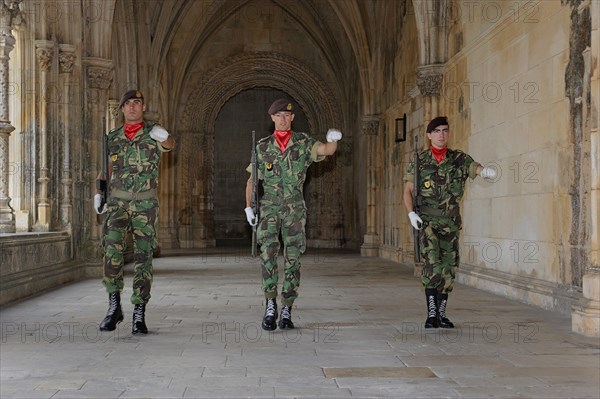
[262,193,305,203]
[419,206,460,217]
[111,188,157,201]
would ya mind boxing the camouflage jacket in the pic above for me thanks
[107,123,171,194]
[249,131,325,204]
[404,148,481,213]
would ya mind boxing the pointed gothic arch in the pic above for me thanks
[172,52,345,248]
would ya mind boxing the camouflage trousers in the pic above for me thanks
[419,214,461,293]
[102,198,158,305]
[257,201,307,306]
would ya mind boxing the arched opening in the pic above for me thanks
[213,87,309,245]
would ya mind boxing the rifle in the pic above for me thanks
[96,117,108,213]
[250,130,259,257]
[413,134,422,263]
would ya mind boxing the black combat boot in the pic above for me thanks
[424,288,439,328]
[261,298,278,331]
[99,292,124,331]
[278,305,294,329]
[132,304,148,335]
[437,292,454,328]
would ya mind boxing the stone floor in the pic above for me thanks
[1,248,599,398]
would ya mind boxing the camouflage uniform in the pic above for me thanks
[404,149,481,293]
[249,131,325,306]
[102,123,171,305]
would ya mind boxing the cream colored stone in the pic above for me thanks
[572,306,600,338]
[582,273,600,300]
[528,9,570,68]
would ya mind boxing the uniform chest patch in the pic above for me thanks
[111,154,118,162]
[266,163,273,171]
[424,181,431,189]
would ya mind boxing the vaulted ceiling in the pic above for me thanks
[108,0,413,127]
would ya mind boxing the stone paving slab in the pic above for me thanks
[1,248,599,399]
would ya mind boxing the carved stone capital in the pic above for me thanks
[107,99,120,119]
[83,57,113,90]
[35,40,54,72]
[58,44,76,74]
[361,115,380,136]
[416,64,445,96]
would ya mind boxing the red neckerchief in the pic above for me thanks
[124,122,143,141]
[274,130,292,152]
[431,146,448,163]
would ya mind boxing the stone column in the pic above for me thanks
[107,99,120,131]
[416,64,445,122]
[83,57,112,243]
[0,0,21,233]
[409,64,444,268]
[571,0,600,338]
[360,115,381,257]
[58,44,76,229]
[33,40,54,231]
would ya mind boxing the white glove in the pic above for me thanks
[94,193,107,214]
[326,129,342,142]
[480,166,498,180]
[149,125,169,142]
[408,211,423,230]
[244,207,258,226]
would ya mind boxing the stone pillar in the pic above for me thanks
[410,64,444,269]
[0,0,21,233]
[416,64,444,123]
[83,57,113,243]
[360,115,381,256]
[32,39,54,231]
[58,44,76,229]
[107,99,120,131]
[571,0,600,338]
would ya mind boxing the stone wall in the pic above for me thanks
[449,1,579,312]
[0,232,85,306]
[378,1,594,318]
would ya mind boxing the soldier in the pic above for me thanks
[244,98,342,330]
[403,116,497,328]
[94,89,175,334]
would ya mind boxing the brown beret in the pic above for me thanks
[426,116,449,133]
[119,89,144,108]
[268,99,294,115]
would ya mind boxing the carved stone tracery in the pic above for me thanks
[0,0,22,233]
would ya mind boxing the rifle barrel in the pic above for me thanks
[251,130,258,257]
[413,135,420,263]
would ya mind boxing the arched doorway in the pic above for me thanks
[213,88,309,245]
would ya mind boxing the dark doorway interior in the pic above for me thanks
[213,88,309,245]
